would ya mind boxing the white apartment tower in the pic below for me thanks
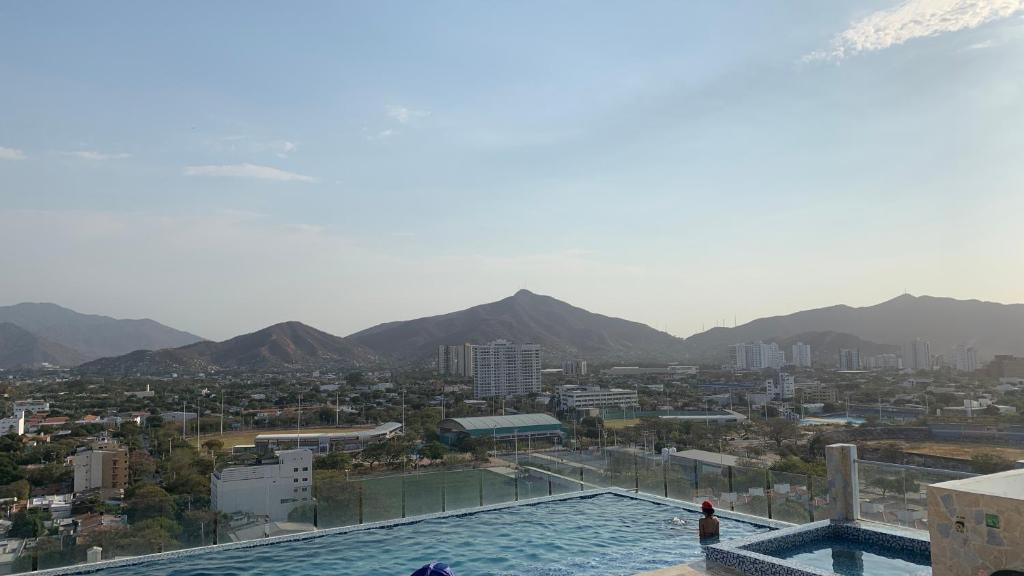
[903,338,932,372]
[954,344,978,373]
[838,348,861,371]
[437,344,475,377]
[730,341,785,370]
[791,342,812,368]
[472,340,542,398]
[562,359,588,377]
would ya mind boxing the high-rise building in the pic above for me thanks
[903,338,932,372]
[767,373,795,400]
[437,344,475,377]
[472,340,542,398]
[865,353,902,370]
[838,348,861,371]
[730,341,785,370]
[954,344,978,373]
[562,359,588,377]
[791,342,812,368]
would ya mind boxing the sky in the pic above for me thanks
[1,0,1023,341]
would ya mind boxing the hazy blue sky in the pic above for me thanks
[2,1,1023,340]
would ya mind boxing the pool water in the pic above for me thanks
[90,494,769,576]
[772,538,931,576]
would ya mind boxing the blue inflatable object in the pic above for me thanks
[410,561,456,576]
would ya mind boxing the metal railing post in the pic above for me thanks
[478,469,484,507]
[663,459,669,498]
[401,475,407,518]
[727,466,735,511]
[442,469,447,512]
[765,469,773,520]
[693,462,700,499]
[634,452,639,493]
[358,486,364,524]
[807,474,815,523]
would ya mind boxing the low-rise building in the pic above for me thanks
[556,386,638,411]
[253,422,402,455]
[0,414,25,436]
[211,449,313,522]
[794,382,837,404]
[13,400,50,415]
[438,414,562,446]
[73,445,129,494]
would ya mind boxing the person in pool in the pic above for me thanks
[698,500,720,541]
[411,561,456,576]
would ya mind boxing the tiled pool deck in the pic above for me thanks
[31,487,789,576]
[705,519,930,576]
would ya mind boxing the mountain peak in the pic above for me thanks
[512,289,537,297]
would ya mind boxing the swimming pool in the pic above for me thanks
[54,492,772,576]
[770,538,930,576]
[706,519,931,576]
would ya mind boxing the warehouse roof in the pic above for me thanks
[441,413,560,431]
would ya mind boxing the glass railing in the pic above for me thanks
[16,448,842,574]
[855,459,976,530]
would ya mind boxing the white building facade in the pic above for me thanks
[791,342,812,368]
[437,344,474,377]
[557,386,638,410]
[954,345,978,373]
[0,414,24,436]
[903,338,932,371]
[472,340,542,398]
[561,359,588,377]
[211,449,313,522]
[731,342,785,370]
[767,373,795,400]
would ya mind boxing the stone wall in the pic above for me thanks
[928,485,1024,576]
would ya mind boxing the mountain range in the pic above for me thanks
[79,321,379,375]
[3,291,1023,374]
[0,303,202,369]
[347,289,684,364]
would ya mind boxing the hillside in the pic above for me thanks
[349,289,687,365]
[0,303,202,361]
[678,295,1024,362]
[0,322,87,369]
[78,321,379,375]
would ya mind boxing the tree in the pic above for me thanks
[314,451,352,471]
[125,485,177,523]
[971,452,1014,475]
[0,454,23,485]
[421,441,448,462]
[202,438,224,454]
[360,442,387,470]
[765,419,800,449]
[9,508,49,538]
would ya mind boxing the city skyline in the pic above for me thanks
[2,1,1024,340]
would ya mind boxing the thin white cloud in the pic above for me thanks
[804,0,1024,62]
[963,39,997,49]
[0,147,27,161]
[183,163,316,183]
[275,141,297,159]
[64,150,132,161]
[386,105,429,124]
